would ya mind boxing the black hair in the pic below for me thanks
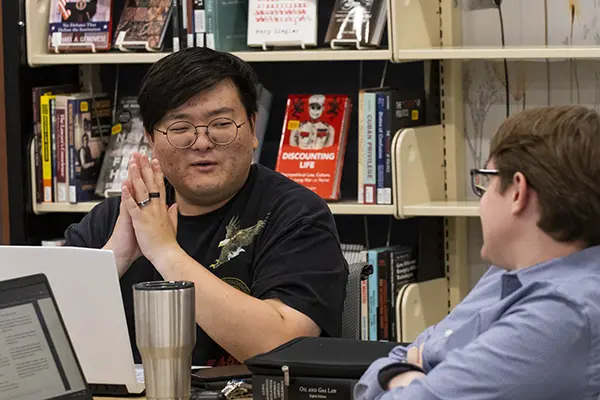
[138,47,259,135]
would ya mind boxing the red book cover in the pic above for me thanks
[275,94,351,200]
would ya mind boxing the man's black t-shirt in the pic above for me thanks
[64,164,349,366]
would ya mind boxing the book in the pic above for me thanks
[253,83,273,164]
[47,0,113,52]
[72,94,112,202]
[247,0,318,48]
[40,93,56,203]
[205,0,249,51]
[252,375,358,400]
[113,0,173,51]
[32,84,77,203]
[324,0,387,48]
[275,94,351,201]
[95,97,153,198]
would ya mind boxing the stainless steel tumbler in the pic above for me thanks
[133,281,196,400]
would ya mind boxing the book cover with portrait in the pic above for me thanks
[48,0,114,52]
[275,94,351,201]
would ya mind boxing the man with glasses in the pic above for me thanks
[63,47,348,367]
[355,105,600,399]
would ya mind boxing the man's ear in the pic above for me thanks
[511,172,531,215]
[250,113,258,150]
[145,130,155,148]
[250,113,257,134]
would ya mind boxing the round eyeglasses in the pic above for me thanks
[154,117,248,149]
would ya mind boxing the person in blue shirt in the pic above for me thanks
[355,105,600,400]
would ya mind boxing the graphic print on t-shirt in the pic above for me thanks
[209,215,267,269]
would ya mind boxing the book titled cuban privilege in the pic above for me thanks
[48,0,113,52]
[275,94,351,201]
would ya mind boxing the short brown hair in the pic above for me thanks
[489,105,600,246]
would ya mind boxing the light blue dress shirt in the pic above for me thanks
[355,245,600,400]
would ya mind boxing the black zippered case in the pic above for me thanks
[244,336,400,379]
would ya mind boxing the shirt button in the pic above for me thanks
[444,329,453,337]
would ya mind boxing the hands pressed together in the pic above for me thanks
[105,153,181,274]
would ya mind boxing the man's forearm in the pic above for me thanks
[150,247,313,363]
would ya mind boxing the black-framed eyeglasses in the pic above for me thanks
[470,168,499,197]
[154,117,249,149]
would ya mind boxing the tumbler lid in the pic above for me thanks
[133,281,194,291]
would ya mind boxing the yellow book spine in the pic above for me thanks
[40,94,55,202]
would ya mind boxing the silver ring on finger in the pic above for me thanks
[137,198,151,208]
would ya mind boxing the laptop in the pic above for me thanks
[0,273,93,400]
[0,246,145,396]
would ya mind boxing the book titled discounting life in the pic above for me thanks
[275,94,351,201]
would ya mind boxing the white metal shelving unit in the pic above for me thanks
[395,46,600,62]
[25,0,392,66]
[28,49,393,66]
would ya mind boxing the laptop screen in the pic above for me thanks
[0,274,90,400]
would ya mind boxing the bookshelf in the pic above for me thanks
[14,0,600,343]
[22,0,551,314]
[24,0,392,67]
[29,124,480,218]
[395,46,600,62]
[32,199,397,216]
[28,50,394,67]
[28,141,397,216]
[389,1,600,62]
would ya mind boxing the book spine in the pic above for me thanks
[363,92,376,204]
[359,250,369,340]
[55,101,67,202]
[67,98,77,203]
[194,0,206,47]
[389,251,397,341]
[393,248,418,294]
[383,92,393,205]
[357,91,365,204]
[32,88,43,203]
[205,0,215,49]
[40,95,53,203]
[391,247,417,341]
[172,0,181,51]
[212,0,248,52]
[187,0,195,47]
[252,375,359,400]
[332,98,351,200]
[50,98,57,203]
[367,249,378,340]
[180,0,188,47]
[360,277,369,340]
[73,98,84,202]
[375,92,386,205]
[377,250,390,341]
